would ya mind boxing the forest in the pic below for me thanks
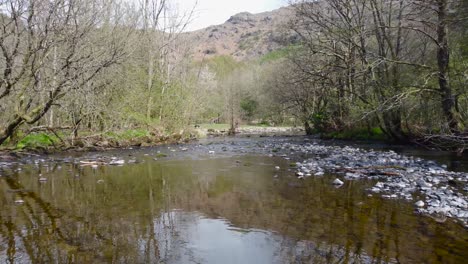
[0,0,467,152]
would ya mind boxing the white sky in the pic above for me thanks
[176,0,287,31]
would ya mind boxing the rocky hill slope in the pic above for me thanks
[182,6,297,61]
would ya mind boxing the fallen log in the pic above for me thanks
[414,134,468,154]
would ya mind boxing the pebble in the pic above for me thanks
[333,179,344,185]
[109,159,125,165]
[415,200,425,207]
[282,140,468,226]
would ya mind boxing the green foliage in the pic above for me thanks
[16,133,59,149]
[311,112,329,133]
[259,45,301,64]
[207,56,241,78]
[258,120,271,127]
[324,127,386,141]
[240,97,258,119]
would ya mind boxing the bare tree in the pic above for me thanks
[0,0,130,145]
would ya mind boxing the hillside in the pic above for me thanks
[182,6,297,61]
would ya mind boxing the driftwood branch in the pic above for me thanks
[414,134,468,154]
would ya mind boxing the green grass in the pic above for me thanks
[16,133,60,149]
[104,129,150,140]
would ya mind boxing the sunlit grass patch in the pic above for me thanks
[16,133,60,149]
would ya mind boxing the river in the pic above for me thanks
[0,136,467,263]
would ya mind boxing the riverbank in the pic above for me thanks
[0,125,304,155]
[0,128,196,155]
[196,124,304,137]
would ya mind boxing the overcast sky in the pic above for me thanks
[176,0,287,31]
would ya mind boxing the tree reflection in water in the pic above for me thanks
[0,155,467,263]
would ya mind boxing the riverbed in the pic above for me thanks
[0,136,467,263]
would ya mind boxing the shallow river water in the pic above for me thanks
[0,137,467,263]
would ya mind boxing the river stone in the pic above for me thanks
[110,159,125,165]
[415,201,425,207]
[333,179,344,185]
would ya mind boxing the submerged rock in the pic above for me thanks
[109,159,125,165]
[333,179,344,185]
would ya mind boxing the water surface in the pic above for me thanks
[0,138,467,263]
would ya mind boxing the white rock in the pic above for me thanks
[110,160,125,165]
[415,200,425,207]
[275,166,280,170]
[333,179,344,185]
[15,199,25,205]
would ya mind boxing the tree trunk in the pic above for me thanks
[304,121,313,135]
[383,109,405,141]
[0,117,24,146]
[437,0,459,133]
